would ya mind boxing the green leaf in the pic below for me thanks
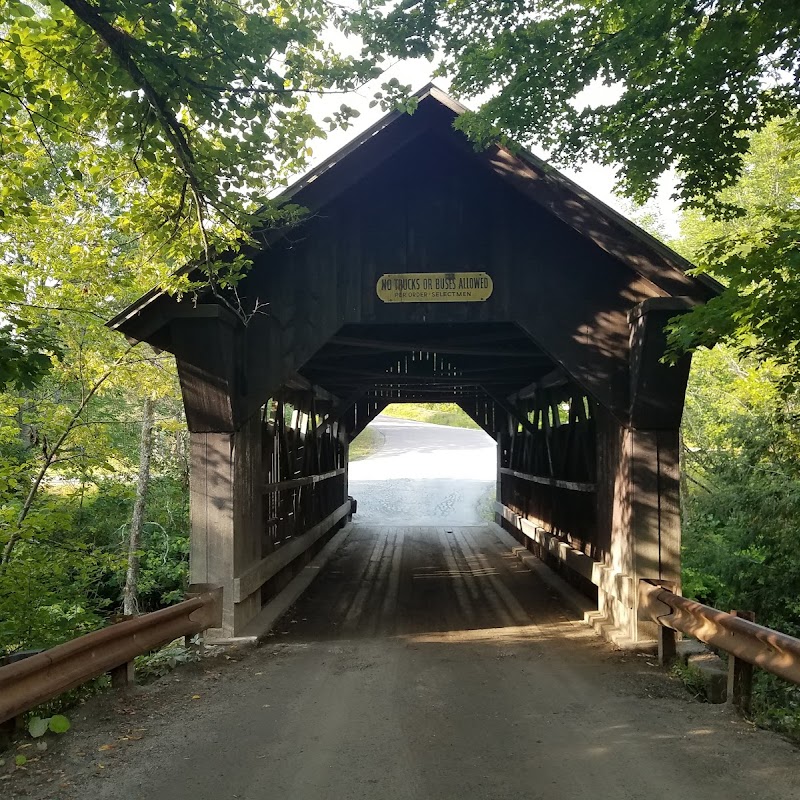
[15,754,27,766]
[28,716,48,738]
[48,714,71,734]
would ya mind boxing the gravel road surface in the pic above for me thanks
[6,420,800,799]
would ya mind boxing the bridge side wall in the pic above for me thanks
[499,302,689,645]
[188,414,263,636]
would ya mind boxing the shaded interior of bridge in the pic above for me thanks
[276,523,578,640]
[299,321,554,438]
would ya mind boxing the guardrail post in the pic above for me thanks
[727,610,755,713]
[658,625,678,667]
[0,714,24,747]
[642,579,679,666]
[110,661,135,688]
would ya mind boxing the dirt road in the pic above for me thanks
[11,523,800,800]
[7,420,800,799]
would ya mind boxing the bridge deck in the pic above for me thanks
[32,522,799,800]
[282,523,567,639]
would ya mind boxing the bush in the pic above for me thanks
[0,475,189,655]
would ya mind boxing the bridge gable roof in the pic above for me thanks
[109,84,717,335]
[272,83,718,302]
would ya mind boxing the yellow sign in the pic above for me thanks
[376,272,493,303]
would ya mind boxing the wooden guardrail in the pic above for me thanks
[0,585,222,726]
[264,467,345,493]
[639,579,800,707]
[234,499,352,602]
[494,502,609,588]
[498,467,596,493]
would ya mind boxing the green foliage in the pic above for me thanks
[1,1,371,234]
[670,661,710,703]
[0,506,117,652]
[27,717,48,739]
[356,0,800,211]
[0,475,189,654]
[751,673,800,739]
[47,714,70,734]
[668,121,800,373]
[27,714,70,738]
[0,277,60,389]
[349,426,383,462]
[382,403,479,429]
[0,0,409,314]
[681,346,800,736]
[682,347,800,633]
[134,638,201,681]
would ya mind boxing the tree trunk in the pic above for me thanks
[123,396,154,616]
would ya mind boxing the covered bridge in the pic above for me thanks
[109,85,718,644]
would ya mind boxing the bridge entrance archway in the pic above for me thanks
[110,85,717,643]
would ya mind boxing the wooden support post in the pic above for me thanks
[110,661,135,688]
[658,626,678,667]
[189,414,264,637]
[596,410,683,645]
[727,610,756,713]
[0,714,24,747]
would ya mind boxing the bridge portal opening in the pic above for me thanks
[349,408,496,526]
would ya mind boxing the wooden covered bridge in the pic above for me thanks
[109,85,717,644]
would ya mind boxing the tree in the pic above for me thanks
[356,0,800,372]
[357,0,799,209]
[668,121,800,374]
[0,180,190,647]
[1,0,407,330]
[123,395,154,616]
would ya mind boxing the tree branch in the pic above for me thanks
[0,345,136,569]
[59,0,206,224]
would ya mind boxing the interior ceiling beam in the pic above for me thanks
[334,327,535,347]
[367,394,490,403]
[299,372,523,386]
[305,354,550,370]
[280,372,342,406]
[511,367,570,401]
[327,336,542,359]
[315,384,523,396]
[303,362,548,377]
[370,385,487,390]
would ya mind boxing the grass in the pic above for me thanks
[670,660,711,702]
[349,426,383,461]
[382,403,479,429]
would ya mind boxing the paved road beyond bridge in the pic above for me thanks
[349,415,496,525]
[10,418,800,799]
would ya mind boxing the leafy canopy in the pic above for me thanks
[1,0,403,295]
[0,0,410,386]
[669,120,800,374]
[356,0,800,211]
